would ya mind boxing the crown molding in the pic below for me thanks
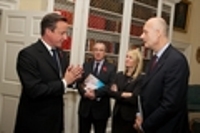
[0,0,19,10]
[164,0,181,4]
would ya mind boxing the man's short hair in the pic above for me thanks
[40,13,68,36]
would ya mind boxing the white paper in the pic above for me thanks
[84,74,105,90]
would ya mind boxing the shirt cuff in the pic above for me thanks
[136,112,141,117]
[62,79,68,93]
[136,112,144,132]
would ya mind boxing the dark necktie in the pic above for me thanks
[93,62,99,76]
[52,49,62,78]
[151,55,158,71]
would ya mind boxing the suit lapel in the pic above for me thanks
[142,45,172,87]
[90,60,95,74]
[85,60,94,78]
[99,61,108,78]
[35,40,60,75]
[143,60,165,87]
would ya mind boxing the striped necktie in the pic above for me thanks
[93,62,99,76]
[51,49,62,78]
[151,55,158,71]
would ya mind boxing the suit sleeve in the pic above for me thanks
[108,72,121,99]
[143,57,189,131]
[17,50,65,100]
[110,90,137,105]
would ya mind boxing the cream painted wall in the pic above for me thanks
[19,0,47,11]
[172,0,200,84]
[187,0,200,84]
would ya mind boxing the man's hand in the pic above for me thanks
[64,65,83,85]
[134,114,143,132]
[84,88,96,100]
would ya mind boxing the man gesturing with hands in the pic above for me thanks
[14,13,83,133]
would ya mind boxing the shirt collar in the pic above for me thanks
[95,59,104,66]
[40,38,54,52]
[155,43,170,59]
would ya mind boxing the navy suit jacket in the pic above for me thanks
[141,45,190,133]
[15,40,68,133]
[77,59,116,119]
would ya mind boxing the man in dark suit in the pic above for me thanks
[77,42,116,133]
[14,13,83,133]
[134,17,190,133]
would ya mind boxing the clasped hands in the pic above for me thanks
[63,65,83,85]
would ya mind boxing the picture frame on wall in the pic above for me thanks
[173,0,191,32]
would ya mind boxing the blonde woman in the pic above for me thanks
[109,49,144,133]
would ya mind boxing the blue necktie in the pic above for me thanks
[52,49,62,78]
[93,62,99,76]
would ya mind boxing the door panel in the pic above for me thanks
[0,10,46,133]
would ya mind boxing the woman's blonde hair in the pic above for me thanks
[124,48,143,79]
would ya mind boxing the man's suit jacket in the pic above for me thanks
[78,60,116,120]
[14,40,68,133]
[141,45,190,133]
[109,72,143,121]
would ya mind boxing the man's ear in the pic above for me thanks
[46,28,53,35]
[156,29,161,38]
[45,28,52,34]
